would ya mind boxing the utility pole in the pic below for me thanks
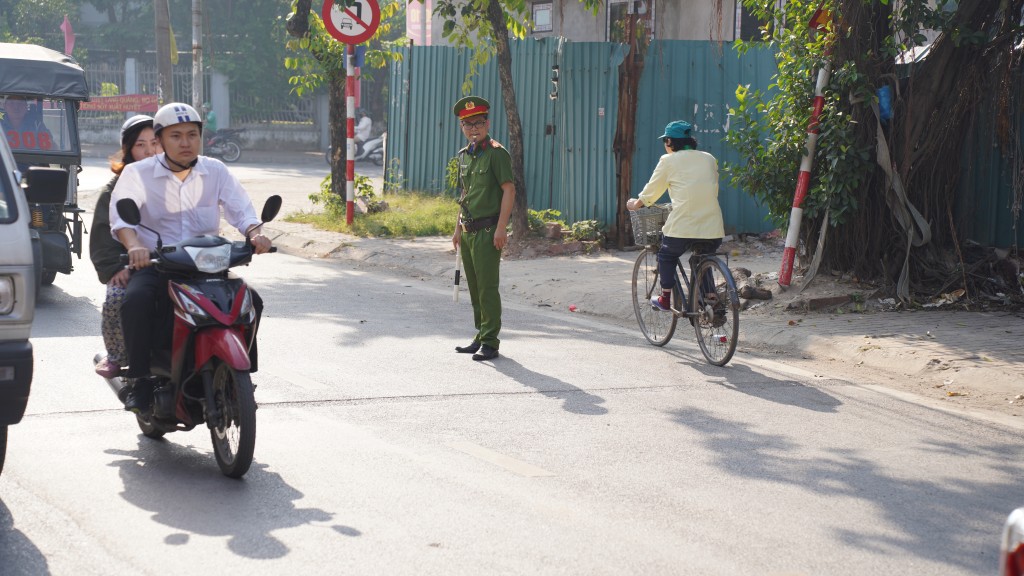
[192,0,203,110]
[154,0,173,104]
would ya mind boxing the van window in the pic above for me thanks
[0,163,12,222]
[1,97,75,154]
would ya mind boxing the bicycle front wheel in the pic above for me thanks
[691,257,740,366]
[632,248,678,346]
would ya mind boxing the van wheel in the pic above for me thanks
[42,270,56,286]
[31,238,43,295]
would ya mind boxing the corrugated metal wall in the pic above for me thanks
[389,38,1021,248]
[633,40,779,235]
[957,67,1024,248]
[388,38,777,234]
[388,39,622,223]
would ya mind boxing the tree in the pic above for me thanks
[433,0,600,243]
[725,0,1023,303]
[284,0,401,199]
[0,0,77,50]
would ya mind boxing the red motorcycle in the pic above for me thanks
[94,195,281,478]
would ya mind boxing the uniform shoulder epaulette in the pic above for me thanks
[458,144,470,154]
[489,139,504,149]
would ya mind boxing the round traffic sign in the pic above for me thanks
[322,0,381,45]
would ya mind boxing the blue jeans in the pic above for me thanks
[657,237,722,294]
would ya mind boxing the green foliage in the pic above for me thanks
[295,181,460,238]
[309,174,348,219]
[0,0,76,48]
[432,0,600,94]
[100,82,120,97]
[724,0,977,231]
[527,208,564,234]
[569,220,602,242]
[384,156,407,194]
[724,0,874,229]
[284,0,405,97]
[445,156,461,198]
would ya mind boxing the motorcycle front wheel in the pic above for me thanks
[0,425,7,476]
[209,361,256,478]
[221,141,242,163]
[136,413,166,439]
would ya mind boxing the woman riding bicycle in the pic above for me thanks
[626,120,725,311]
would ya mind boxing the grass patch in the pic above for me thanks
[286,189,460,238]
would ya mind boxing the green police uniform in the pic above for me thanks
[454,96,513,351]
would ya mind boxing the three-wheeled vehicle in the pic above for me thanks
[0,42,90,289]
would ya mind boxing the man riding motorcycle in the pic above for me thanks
[109,102,272,413]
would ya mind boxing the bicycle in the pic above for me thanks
[629,204,740,366]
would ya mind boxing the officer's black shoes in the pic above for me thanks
[472,345,499,361]
[456,341,481,354]
[123,378,155,414]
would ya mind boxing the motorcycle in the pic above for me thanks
[324,133,385,166]
[205,128,245,163]
[94,195,281,478]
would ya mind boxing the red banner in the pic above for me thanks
[80,95,159,112]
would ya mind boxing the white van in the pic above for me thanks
[0,127,36,475]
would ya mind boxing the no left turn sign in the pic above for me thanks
[322,0,380,45]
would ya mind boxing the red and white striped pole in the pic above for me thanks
[778,60,831,287]
[345,44,356,225]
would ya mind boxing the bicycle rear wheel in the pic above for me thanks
[690,257,740,366]
[632,248,678,346]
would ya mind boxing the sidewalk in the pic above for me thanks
[263,219,1024,422]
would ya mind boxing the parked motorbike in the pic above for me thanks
[324,133,385,166]
[94,195,281,478]
[205,128,245,163]
[355,133,385,165]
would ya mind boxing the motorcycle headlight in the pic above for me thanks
[184,244,232,273]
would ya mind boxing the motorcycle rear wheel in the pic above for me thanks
[209,362,256,478]
[221,141,242,163]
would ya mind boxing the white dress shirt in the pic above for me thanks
[355,116,372,142]
[109,153,262,250]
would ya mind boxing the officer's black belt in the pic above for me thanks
[461,215,500,233]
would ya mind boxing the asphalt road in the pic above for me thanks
[0,160,1021,575]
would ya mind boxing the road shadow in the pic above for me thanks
[105,440,358,559]
[668,351,843,413]
[667,404,1024,573]
[490,356,608,416]
[0,498,51,575]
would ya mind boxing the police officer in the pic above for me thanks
[451,96,515,361]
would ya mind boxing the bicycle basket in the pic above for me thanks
[629,204,673,245]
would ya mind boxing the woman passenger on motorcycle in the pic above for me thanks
[90,115,161,378]
[109,102,272,413]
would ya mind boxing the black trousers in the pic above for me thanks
[121,268,263,378]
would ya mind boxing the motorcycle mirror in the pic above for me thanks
[261,195,283,223]
[116,198,142,225]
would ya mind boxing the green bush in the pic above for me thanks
[569,220,602,241]
[527,208,566,235]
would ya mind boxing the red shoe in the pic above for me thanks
[94,357,121,378]
[650,294,671,311]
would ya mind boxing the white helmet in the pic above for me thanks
[153,102,203,135]
[120,114,153,144]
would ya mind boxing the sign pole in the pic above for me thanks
[321,0,381,226]
[345,44,356,225]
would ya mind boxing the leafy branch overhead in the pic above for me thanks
[724,0,1023,303]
